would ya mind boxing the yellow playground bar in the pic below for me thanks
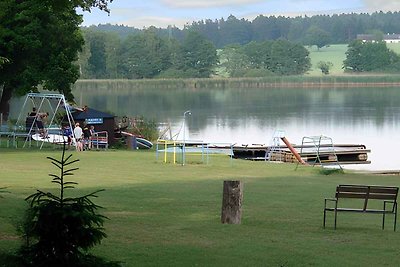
[155,139,234,165]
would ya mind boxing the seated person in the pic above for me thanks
[25,107,37,132]
[36,112,49,137]
[25,116,36,133]
[29,107,37,117]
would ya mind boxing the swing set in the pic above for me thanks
[12,93,76,149]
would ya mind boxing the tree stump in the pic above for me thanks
[221,180,243,224]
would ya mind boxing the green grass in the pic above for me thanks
[307,43,400,76]
[1,148,400,266]
[387,43,400,54]
[307,44,348,75]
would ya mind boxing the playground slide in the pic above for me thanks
[280,137,308,165]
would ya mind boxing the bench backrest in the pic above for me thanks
[336,184,398,210]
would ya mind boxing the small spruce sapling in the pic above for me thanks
[20,142,108,266]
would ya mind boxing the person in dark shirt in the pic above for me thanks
[83,124,91,150]
[62,125,73,149]
[29,107,37,117]
[26,107,37,132]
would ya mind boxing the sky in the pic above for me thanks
[81,0,400,29]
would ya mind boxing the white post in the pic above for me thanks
[182,110,191,166]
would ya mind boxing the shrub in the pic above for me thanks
[316,61,333,75]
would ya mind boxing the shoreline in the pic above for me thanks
[75,76,400,90]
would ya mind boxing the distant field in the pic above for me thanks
[216,44,351,77]
[307,44,348,76]
[308,43,400,76]
[215,43,400,77]
[387,43,400,54]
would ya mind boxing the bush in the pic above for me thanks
[316,61,333,75]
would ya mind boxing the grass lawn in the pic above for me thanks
[1,148,400,266]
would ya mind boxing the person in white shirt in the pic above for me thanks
[73,122,83,151]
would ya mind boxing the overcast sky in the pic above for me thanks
[81,0,400,29]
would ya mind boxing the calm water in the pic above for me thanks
[10,84,400,171]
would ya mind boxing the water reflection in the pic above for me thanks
[9,83,400,171]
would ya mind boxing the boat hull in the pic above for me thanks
[136,137,153,149]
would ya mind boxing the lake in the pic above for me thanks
[9,82,400,171]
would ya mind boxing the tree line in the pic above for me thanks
[79,28,219,79]
[79,28,312,79]
[80,27,400,79]
[86,11,400,48]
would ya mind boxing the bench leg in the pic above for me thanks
[334,210,337,230]
[323,199,327,229]
[394,203,397,232]
[334,202,338,230]
[383,202,386,230]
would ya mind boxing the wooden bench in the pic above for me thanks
[323,184,398,231]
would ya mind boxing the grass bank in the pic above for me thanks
[1,149,400,266]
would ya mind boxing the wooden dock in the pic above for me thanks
[232,144,371,165]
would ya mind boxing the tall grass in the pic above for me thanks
[1,149,400,266]
[75,75,400,94]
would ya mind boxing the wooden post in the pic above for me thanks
[221,180,243,224]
